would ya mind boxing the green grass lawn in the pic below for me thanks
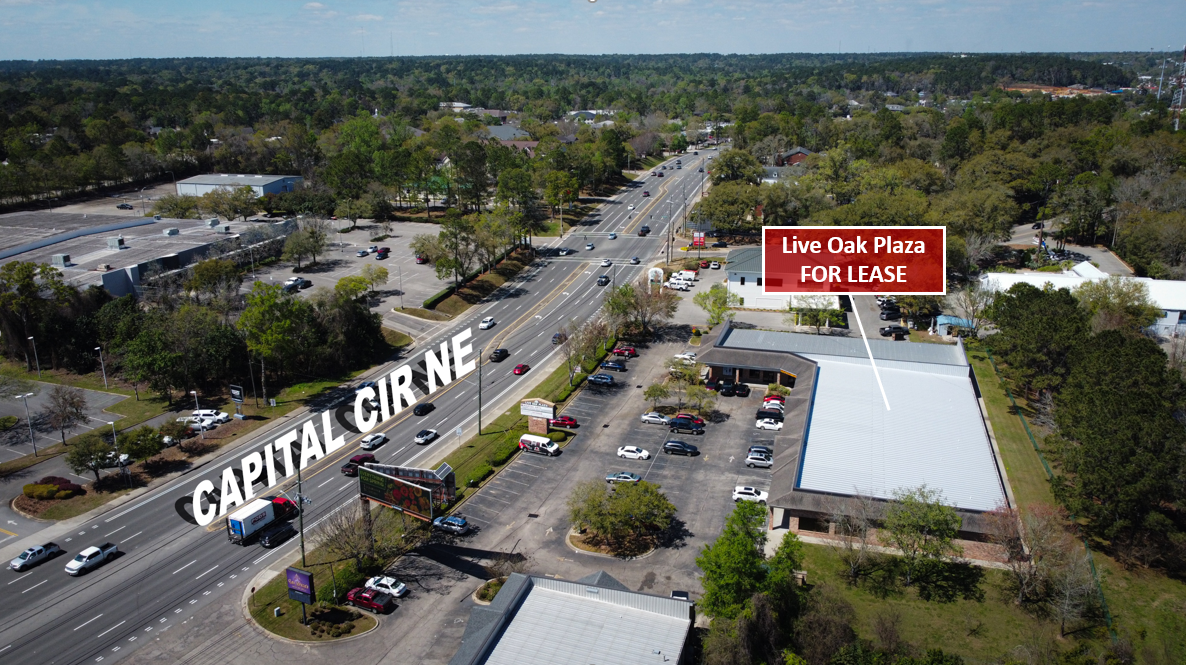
[394,306,453,321]
[433,251,532,317]
[249,568,376,641]
[800,545,1035,661]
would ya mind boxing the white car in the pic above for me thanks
[733,486,769,504]
[674,352,697,362]
[558,247,572,256]
[586,243,595,250]
[414,429,439,444]
[756,419,783,431]
[745,453,773,469]
[617,446,650,460]
[710,261,721,269]
[664,281,689,291]
[479,316,496,330]
[601,259,612,267]
[639,412,670,425]
[365,575,408,598]
[628,204,635,210]
[360,433,387,450]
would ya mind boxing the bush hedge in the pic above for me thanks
[0,415,17,430]
[422,285,457,310]
[39,476,81,492]
[466,464,494,487]
[23,484,58,500]
[547,431,568,442]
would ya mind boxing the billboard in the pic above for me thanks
[359,466,436,521]
[520,398,555,420]
[286,567,314,604]
[692,232,705,248]
[229,385,245,404]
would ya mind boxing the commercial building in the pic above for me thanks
[697,327,1011,540]
[176,174,302,198]
[982,262,1186,336]
[723,247,840,313]
[0,210,289,296]
[450,571,695,665]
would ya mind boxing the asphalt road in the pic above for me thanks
[0,153,713,665]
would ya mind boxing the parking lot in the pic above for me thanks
[440,336,775,600]
[240,220,454,314]
[0,383,127,460]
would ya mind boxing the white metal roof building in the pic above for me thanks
[698,327,1010,538]
[982,262,1186,335]
[176,174,302,198]
[450,571,694,665]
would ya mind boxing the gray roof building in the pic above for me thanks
[724,247,763,274]
[176,174,302,198]
[484,125,531,141]
[698,326,1010,538]
[450,571,694,665]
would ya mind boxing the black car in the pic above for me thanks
[639,225,651,236]
[413,403,434,416]
[734,383,751,397]
[755,409,784,422]
[259,522,297,548]
[552,332,568,344]
[600,361,627,372]
[669,418,705,435]
[718,380,736,396]
[879,325,908,337]
[879,309,901,321]
[749,445,773,457]
[116,202,134,210]
[489,348,509,362]
[1032,222,1044,230]
[663,440,700,456]
[711,241,728,248]
[597,275,611,286]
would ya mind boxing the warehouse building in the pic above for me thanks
[450,571,695,665]
[982,262,1186,336]
[176,174,303,198]
[697,327,1011,540]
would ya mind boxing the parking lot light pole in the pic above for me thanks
[190,390,204,440]
[27,336,40,378]
[477,346,484,433]
[17,393,36,455]
[96,346,108,389]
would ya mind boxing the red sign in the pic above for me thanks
[762,226,946,295]
[692,232,705,247]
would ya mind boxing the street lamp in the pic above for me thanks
[190,390,204,440]
[16,393,36,456]
[477,346,484,433]
[27,336,40,378]
[95,346,108,389]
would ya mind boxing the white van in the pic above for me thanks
[677,270,698,282]
[518,434,560,457]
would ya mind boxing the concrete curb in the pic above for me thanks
[239,568,381,646]
[9,495,48,522]
[470,579,497,606]
[564,528,658,561]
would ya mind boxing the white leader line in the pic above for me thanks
[851,302,891,411]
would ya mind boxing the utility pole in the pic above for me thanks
[95,346,108,389]
[477,346,484,433]
[297,461,309,627]
[398,266,404,309]
[28,336,40,378]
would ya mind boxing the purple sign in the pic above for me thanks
[286,567,314,604]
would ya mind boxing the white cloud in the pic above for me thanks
[353,13,383,21]
[303,2,324,9]
[472,4,518,14]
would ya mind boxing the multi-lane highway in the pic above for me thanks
[0,153,712,665]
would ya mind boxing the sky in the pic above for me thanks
[0,0,1183,61]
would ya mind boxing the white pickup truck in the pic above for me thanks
[9,542,61,571]
[65,543,118,576]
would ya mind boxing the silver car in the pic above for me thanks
[640,412,670,425]
[745,453,773,468]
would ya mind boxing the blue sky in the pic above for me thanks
[0,0,1183,60]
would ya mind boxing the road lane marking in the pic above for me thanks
[7,572,32,585]
[96,621,125,638]
[172,560,197,575]
[74,614,103,631]
[316,477,334,488]
[252,548,283,565]
[21,580,47,593]
[195,565,219,579]
[124,530,143,541]
[104,526,124,537]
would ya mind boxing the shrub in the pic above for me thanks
[548,431,567,442]
[370,234,390,242]
[422,285,457,310]
[490,437,520,466]
[0,415,17,430]
[54,489,76,500]
[38,476,73,489]
[467,464,494,486]
[23,484,59,500]
[692,328,702,337]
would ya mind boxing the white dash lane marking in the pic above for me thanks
[104,526,125,537]
[172,560,197,575]
[96,621,125,639]
[195,565,218,579]
[74,614,103,631]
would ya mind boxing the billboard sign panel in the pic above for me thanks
[286,567,314,604]
[229,385,245,404]
[692,232,705,247]
[359,467,435,521]
[520,399,555,420]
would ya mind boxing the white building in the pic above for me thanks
[724,247,839,311]
[176,174,303,198]
[982,261,1186,335]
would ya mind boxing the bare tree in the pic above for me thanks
[1049,547,1098,636]
[314,502,374,569]
[485,550,534,580]
[827,493,883,584]
[0,375,35,400]
[41,385,88,444]
[949,281,995,335]
[963,233,996,269]
[986,503,1079,608]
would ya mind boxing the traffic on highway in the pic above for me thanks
[0,153,712,665]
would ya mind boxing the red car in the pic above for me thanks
[700,260,710,269]
[513,364,530,375]
[264,496,300,520]
[341,453,376,476]
[415,254,428,264]
[675,413,705,426]
[612,346,638,358]
[642,191,650,197]
[764,395,786,404]
[345,587,395,614]
[549,415,578,428]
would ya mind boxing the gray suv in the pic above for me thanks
[669,418,704,435]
